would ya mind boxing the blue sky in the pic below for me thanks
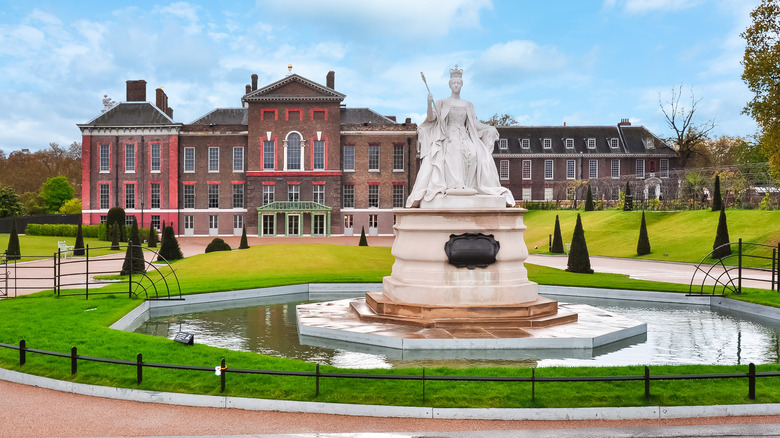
[0,0,759,154]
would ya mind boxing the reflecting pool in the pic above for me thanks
[134,294,780,369]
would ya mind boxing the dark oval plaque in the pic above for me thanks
[444,233,500,269]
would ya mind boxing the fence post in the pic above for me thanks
[128,253,133,299]
[19,339,25,366]
[422,367,425,405]
[53,251,57,297]
[772,246,777,293]
[136,353,143,385]
[738,238,743,294]
[315,363,319,398]
[644,366,650,400]
[220,358,226,393]
[70,347,77,375]
[532,367,536,402]
[749,363,756,400]
[85,245,89,299]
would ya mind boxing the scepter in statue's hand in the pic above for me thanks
[421,72,437,119]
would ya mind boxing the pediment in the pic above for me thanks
[243,74,345,103]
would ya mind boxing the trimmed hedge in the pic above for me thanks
[25,223,151,242]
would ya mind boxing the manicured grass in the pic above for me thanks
[1,243,780,409]
[0,234,123,260]
[523,210,780,268]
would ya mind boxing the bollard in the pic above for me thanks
[137,353,143,385]
[315,363,320,398]
[422,367,426,405]
[220,358,226,393]
[71,347,77,375]
[749,363,756,400]
[644,366,650,400]
[532,368,536,402]
[19,339,25,366]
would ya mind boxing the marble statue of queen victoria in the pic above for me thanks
[406,65,516,208]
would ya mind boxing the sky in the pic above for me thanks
[0,0,761,154]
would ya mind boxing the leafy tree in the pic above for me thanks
[0,184,22,218]
[712,175,722,212]
[637,211,651,256]
[20,191,45,216]
[358,226,368,246]
[742,0,780,178]
[550,215,564,254]
[107,207,126,242]
[121,217,145,275]
[239,226,249,249]
[205,238,232,253]
[659,84,716,168]
[480,113,518,126]
[73,223,85,256]
[158,226,184,262]
[584,186,594,211]
[147,226,158,248]
[5,219,21,261]
[0,143,81,197]
[623,182,633,211]
[40,176,75,213]
[712,204,732,259]
[57,198,82,214]
[566,214,593,274]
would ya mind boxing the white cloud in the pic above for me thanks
[605,0,702,14]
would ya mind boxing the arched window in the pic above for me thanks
[286,132,302,170]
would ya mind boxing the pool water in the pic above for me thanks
[134,295,780,369]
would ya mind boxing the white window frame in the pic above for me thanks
[124,143,135,173]
[150,183,161,209]
[544,187,553,201]
[232,184,244,209]
[368,185,379,208]
[183,185,195,209]
[184,147,195,173]
[544,159,554,180]
[636,159,645,178]
[566,160,575,180]
[498,138,508,150]
[564,138,574,149]
[522,187,532,201]
[343,185,354,208]
[150,143,161,173]
[233,147,244,172]
[610,138,619,149]
[208,147,219,173]
[99,144,110,172]
[263,140,275,170]
[262,185,274,206]
[343,145,355,171]
[99,184,110,209]
[499,160,509,181]
[284,132,304,171]
[393,144,404,171]
[288,184,300,202]
[611,159,620,179]
[313,184,325,204]
[542,138,552,149]
[393,185,405,208]
[313,140,325,170]
[660,158,669,178]
[208,184,219,208]
[520,138,530,149]
[125,184,135,210]
[589,159,598,179]
[587,138,596,150]
[368,145,380,171]
[522,160,531,180]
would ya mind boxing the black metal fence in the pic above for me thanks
[2,339,778,404]
[690,239,780,295]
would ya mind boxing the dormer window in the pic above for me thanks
[520,138,530,149]
[645,137,655,149]
[564,138,574,149]
[542,138,552,149]
[609,138,619,149]
[587,138,596,149]
[498,138,508,150]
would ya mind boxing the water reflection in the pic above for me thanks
[134,295,780,369]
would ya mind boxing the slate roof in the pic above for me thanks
[494,124,676,157]
[340,108,397,125]
[189,108,248,125]
[78,102,178,127]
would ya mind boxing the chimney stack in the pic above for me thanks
[251,74,258,91]
[326,71,335,89]
[126,80,147,101]
[166,108,173,118]
[156,87,169,115]
[245,84,251,95]
[619,118,631,126]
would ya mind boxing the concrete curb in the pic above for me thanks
[2,367,780,420]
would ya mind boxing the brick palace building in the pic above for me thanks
[78,71,678,237]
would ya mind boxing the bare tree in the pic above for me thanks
[481,113,518,126]
[659,84,716,168]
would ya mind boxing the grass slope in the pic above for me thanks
[523,210,780,267]
[0,235,122,260]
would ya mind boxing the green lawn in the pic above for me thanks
[523,210,780,267]
[0,234,123,260]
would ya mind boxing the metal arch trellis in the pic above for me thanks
[689,239,780,296]
[54,244,183,300]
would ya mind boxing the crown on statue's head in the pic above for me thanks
[449,65,463,78]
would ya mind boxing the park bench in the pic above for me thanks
[57,241,74,259]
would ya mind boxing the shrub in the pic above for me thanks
[566,213,593,274]
[623,182,633,211]
[205,238,232,253]
[712,204,732,259]
[107,207,126,242]
[584,186,594,211]
[636,211,651,256]
[550,214,564,254]
[110,224,120,251]
[239,226,249,249]
[158,226,183,262]
[358,226,368,246]
[5,219,21,260]
[73,223,85,256]
[97,223,108,241]
[712,175,722,212]
[148,226,159,248]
